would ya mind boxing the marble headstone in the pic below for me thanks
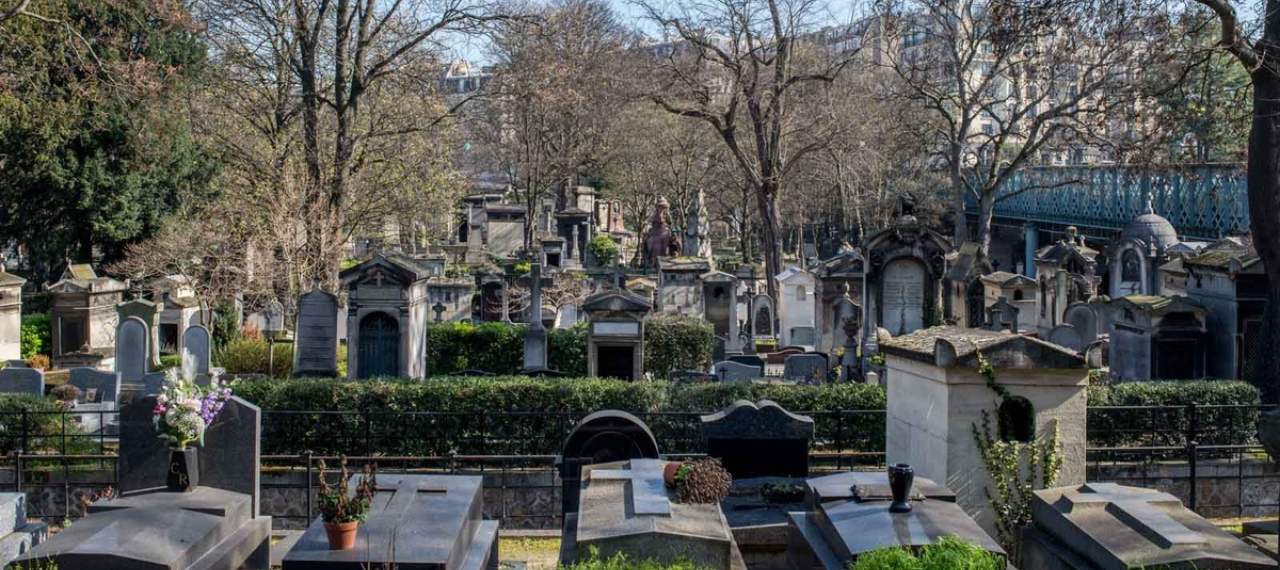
[283,474,499,570]
[714,361,762,383]
[701,400,813,478]
[182,325,211,375]
[0,368,42,396]
[1023,482,1273,570]
[293,288,339,377]
[115,317,149,383]
[781,354,827,384]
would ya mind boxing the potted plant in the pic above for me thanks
[662,461,685,488]
[51,384,80,410]
[317,457,377,551]
[153,354,232,492]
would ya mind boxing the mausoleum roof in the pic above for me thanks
[0,269,26,286]
[1111,294,1205,315]
[979,271,1035,288]
[880,326,1087,369]
[1184,247,1261,272]
[1122,200,1180,250]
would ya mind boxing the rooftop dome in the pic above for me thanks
[1122,197,1179,251]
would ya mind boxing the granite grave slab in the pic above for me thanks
[282,473,499,570]
[701,401,813,478]
[0,368,42,396]
[557,410,660,516]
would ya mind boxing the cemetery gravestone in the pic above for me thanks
[983,297,1020,333]
[786,471,1004,570]
[115,317,149,383]
[701,400,813,478]
[1063,302,1099,344]
[13,396,270,570]
[182,325,211,375]
[728,355,765,368]
[557,411,660,516]
[751,295,775,340]
[134,371,167,402]
[524,263,549,372]
[69,368,120,405]
[1047,324,1083,352]
[714,361,762,383]
[293,288,339,377]
[561,459,745,570]
[0,368,42,396]
[881,259,926,336]
[1023,482,1273,570]
[781,354,827,384]
[0,494,46,566]
[283,474,499,570]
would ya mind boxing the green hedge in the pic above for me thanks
[20,314,50,360]
[215,339,348,378]
[427,322,589,376]
[643,316,713,379]
[1088,380,1261,448]
[0,394,97,456]
[231,376,884,456]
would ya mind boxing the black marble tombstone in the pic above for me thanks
[701,401,814,478]
[283,474,499,570]
[728,355,766,369]
[556,410,660,516]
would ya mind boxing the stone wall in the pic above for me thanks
[1089,456,1280,519]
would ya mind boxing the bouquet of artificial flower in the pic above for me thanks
[153,353,232,450]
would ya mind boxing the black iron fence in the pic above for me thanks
[0,404,1276,526]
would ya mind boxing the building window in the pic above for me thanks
[998,397,1035,442]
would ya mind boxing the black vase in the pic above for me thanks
[167,447,200,492]
[888,463,913,513]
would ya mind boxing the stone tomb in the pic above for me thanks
[560,459,746,570]
[701,400,813,479]
[293,287,341,377]
[0,367,42,396]
[584,290,652,381]
[1023,482,1273,570]
[786,471,1005,570]
[714,361,762,383]
[182,324,212,376]
[341,254,432,379]
[557,410,661,516]
[283,474,499,570]
[115,316,150,383]
[0,268,26,362]
[781,354,827,384]
[13,396,270,570]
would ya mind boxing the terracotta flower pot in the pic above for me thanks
[663,462,685,488]
[325,520,359,550]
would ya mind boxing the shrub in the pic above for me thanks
[25,355,49,371]
[644,316,713,379]
[211,299,242,350]
[563,550,708,570]
[20,314,51,359]
[1088,380,1261,447]
[428,322,587,376]
[853,537,1003,570]
[159,354,182,371]
[0,394,97,456]
[216,338,294,378]
[587,236,619,267]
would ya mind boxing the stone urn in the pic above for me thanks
[167,447,199,492]
[1259,409,1280,460]
[888,464,913,513]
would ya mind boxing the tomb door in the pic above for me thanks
[59,318,83,354]
[882,258,926,335]
[597,345,634,381]
[357,312,400,379]
[1241,317,1263,383]
[965,279,985,328]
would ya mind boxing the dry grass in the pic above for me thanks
[500,537,561,570]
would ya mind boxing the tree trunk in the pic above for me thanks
[976,192,995,259]
[1247,63,1280,402]
[949,142,970,247]
[757,182,782,304]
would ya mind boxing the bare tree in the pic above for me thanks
[637,0,866,302]
[1187,0,1280,399]
[877,0,1165,255]
[473,0,632,252]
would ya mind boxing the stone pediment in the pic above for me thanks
[340,253,432,287]
[46,276,127,294]
[582,290,652,315]
[699,270,737,283]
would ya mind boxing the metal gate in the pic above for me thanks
[357,312,399,379]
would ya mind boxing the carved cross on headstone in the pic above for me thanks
[371,478,449,523]
[590,458,671,516]
[984,296,1019,333]
[1067,483,1203,546]
[371,269,385,287]
[433,301,446,323]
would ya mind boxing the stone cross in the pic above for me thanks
[433,301,446,323]
[528,263,544,331]
[1067,483,1203,545]
[590,459,670,516]
[372,479,448,522]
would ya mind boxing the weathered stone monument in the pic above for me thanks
[702,271,741,359]
[47,263,127,369]
[115,316,150,383]
[879,326,1090,531]
[282,473,499,570]
[786,471,1005,570]
[524,263,549,372]
[814,245,866,355]
[750,294,776,344]
[182,324,212,376]
[13,396,270,570]
[0,267,25,361]
[341,254,432,379]
[713,361,762,383]
[293,287,340,378]
[557,411,661,516]
[776,268,817,349]
[862,211,949,339]
[0,367,42,396]
[117,298,164,370]
[701,401,813,479]
[643,197,682,269]
[583,290,651,381]
[560,458,746,570]
[657,257,710,317]
[1023,482,1273,570]
[1104,295,1206,381]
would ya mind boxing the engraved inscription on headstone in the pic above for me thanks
[882,259,925,335]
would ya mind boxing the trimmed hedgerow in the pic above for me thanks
[230,376,885,456]
[1088,379,1261,448]
[643,315,714,379]
[426,321,590,376]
